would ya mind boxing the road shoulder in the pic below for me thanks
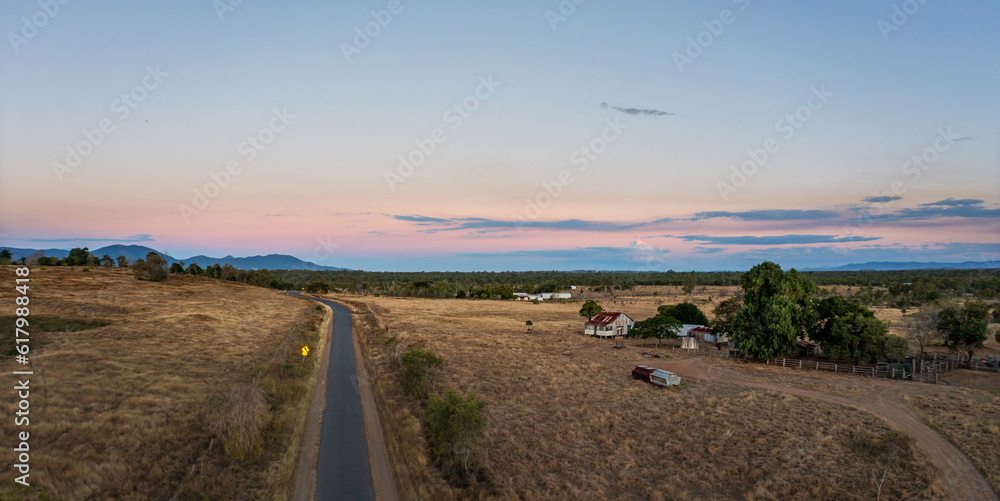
[350,304,400,501]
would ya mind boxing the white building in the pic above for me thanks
[584,311,635,338]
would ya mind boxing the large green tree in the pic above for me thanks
[579,300,603,320]
[731,261,816,359]
[657,302,709,325]
[810,296,897,364]
[632,314,681,346]
[711,297,742,339]
[937,301,991,360]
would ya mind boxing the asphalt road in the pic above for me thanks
[289,292,376,501]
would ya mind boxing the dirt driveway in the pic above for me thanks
[654,357,997,501]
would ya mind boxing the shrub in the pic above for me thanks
[427,390,487,475]
[399,347,444,397]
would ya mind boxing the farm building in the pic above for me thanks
[584,311,635,338]
[631,365,655,381]
[690,326,714,342]
[678,325,729,345]
[796,340,817,357]
[649,369,681,386]
[540,292,572,300]
[632,366,681,386]
[680,336,699,350]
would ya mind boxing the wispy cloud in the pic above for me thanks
[390,214,676,233]
[873,199,1000,221]
[667,234,880,245]
[28,234,154,244]
[692,209,840,221]
[863,196,902,203]
[692,246,726,254]
[392,215,450,224]
[600,102,674,116]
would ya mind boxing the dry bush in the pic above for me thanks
[210,383,270,460]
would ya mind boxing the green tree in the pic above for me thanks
[811,297,894,364]
[304,281,330,294]
[399,347,444,397]
[682,274,697,295]
[132,252,168,281]
[711,297,742,339]
[937,301,991,360]
[65,247,91,266]
[525,320,533,334]
[99,255,114,267]
[169,262,185,274]
[426,390,487,474]
[732,262,817,360]
[115,256,129,267]
[657,302,709,325]
[633,314,681,346]
[0,249,12,264]
[579,300,603,320]
[186,263,204,275]
[220,264,238,281]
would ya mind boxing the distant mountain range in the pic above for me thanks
[2,244,347,271]
[801,261,1000,272]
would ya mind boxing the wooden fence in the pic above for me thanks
[764,358,916,380]
[762,352,999,384]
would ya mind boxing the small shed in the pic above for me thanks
[796,340,816,357]
[631,365,654,381]
[681,336,699,350]
[649,369,681,387]
[690,326,716,343]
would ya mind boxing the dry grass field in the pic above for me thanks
[905,374,1000,493]
[0,266,322,500]
[342,295,952,500]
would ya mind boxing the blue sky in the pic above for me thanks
[0,0,998,271]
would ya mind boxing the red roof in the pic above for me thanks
[691,326,714,333]
[586,311,629,326]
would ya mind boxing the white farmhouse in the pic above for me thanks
[584,311,635,338]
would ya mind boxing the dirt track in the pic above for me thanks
[656,357,997,501]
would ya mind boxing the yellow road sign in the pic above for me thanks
[301,346,309,356]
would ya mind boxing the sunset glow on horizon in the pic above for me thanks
[1,1,997,271]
